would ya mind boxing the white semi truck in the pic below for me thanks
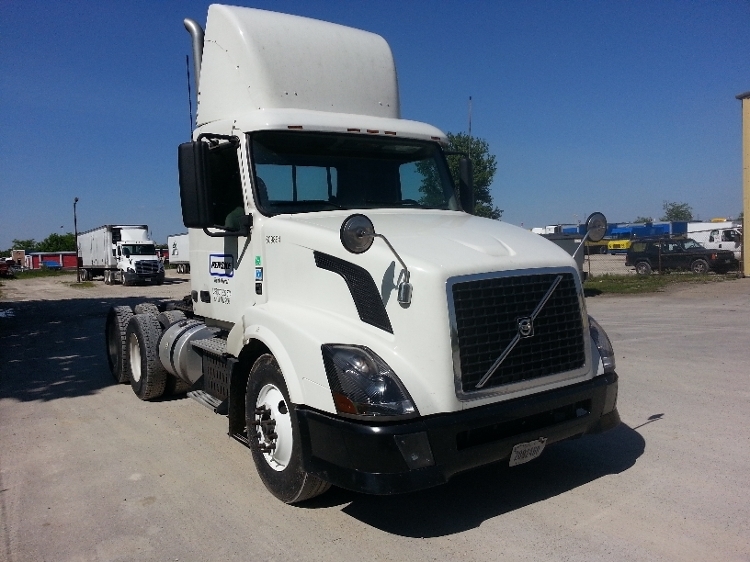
[79,224,164,285]
[105,5,620,504]
[167,233,191,273]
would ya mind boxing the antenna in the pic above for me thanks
[467,96,473,159]
[186,55,194,138]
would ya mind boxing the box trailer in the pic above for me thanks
[79,225,164,285]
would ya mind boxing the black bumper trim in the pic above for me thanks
[296,373,618,495]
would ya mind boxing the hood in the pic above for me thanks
[277,210,576,278]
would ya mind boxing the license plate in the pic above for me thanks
[144,278,151,282]
[509,437,547,467]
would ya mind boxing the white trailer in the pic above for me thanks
[105,5,620,504]
[687,221,742,260]
[167,233,190,273]
[79,225,164,285]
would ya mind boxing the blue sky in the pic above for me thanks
[1,0,748,248]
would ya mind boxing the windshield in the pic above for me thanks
[682,239,704,250]
[120,244,156,256]
[250,131,459,215]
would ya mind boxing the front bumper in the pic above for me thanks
[296,372,619,495]
[123,270,165,285]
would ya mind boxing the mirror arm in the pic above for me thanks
[572,230,593,263]
[202,215,253,238]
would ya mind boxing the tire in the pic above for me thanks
[691,259,709,274]
[126,314,167,400]
[245,354,331,503]
[598,246,608,255]
[105,306,133,384]
[157,310,186,330]
[177,264,184,274]
[103,270,110,285]
[635,262,652,276]
[134,302,160,316]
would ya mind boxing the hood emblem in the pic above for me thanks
[475,275,563,389]
[517,317,534,338]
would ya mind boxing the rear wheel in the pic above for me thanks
[105,306,133,383]
[134,302,160,316]
[691,259,709,274]
[126,314,167,400]
[245,354,330,503]
[635,262,652,276]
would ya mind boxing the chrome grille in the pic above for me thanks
[449,270,586,395]
[135,260,159,276]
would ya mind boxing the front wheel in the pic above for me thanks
[691,259,709,274]
[245,354,330,504]
[635,262,652,276]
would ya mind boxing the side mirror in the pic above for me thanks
[459,157,474,214]
[178,140,214,228]
[340,214,413,304]
[585,212,608,242]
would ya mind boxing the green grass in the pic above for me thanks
[13,269,75,279]
[584,272,740,295]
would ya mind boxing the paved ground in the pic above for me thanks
[1,272,749,561]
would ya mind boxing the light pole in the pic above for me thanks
[74,197,80,282]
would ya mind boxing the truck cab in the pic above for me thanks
[107,5,620,504]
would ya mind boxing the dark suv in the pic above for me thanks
[625,237,738,275]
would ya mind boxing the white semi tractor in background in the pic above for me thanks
[79,224,164,285]
[167,233,191,273]
[105,5,620,504]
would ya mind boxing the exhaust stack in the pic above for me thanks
[183,18,204,91]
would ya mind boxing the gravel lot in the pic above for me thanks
[1,271,749,561]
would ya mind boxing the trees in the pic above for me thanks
[10,233,76,253]
[443,132,502,219]
[633,216,654,224]
[660,201,694,222]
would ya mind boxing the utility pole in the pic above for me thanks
[74,197,80,282]
[736,92,750,276]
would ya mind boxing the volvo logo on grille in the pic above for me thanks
[517,317,534,338]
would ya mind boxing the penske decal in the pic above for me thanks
[209,254,234,278]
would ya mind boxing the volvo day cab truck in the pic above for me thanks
[79,224,164,285]
[105,5,620,504]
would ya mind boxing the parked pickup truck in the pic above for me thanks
[626,237,738,275]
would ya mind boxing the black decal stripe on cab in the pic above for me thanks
[314,251,393,334]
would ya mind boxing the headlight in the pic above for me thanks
[588,316,616,374]
[321,344,418,419]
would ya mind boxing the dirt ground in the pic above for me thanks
[0,270,190,304]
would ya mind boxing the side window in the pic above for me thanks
[709,229,719,242]
[721,230,737,242]
[207,143,244,227]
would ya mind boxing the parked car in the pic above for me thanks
[625,237,738,275]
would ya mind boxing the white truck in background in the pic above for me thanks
[687,221,742,260]
[167,233,191,273]
[79,224,164,285]
[105,5,620,504]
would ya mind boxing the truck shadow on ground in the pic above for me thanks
[0,296,179,402]
[312,423,644,537]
